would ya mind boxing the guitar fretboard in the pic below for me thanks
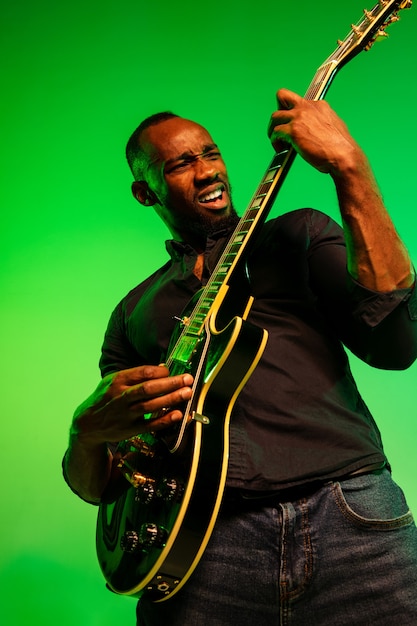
[167,0,410,367]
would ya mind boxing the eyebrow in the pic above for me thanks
[164,143,219,168]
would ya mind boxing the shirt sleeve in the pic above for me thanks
[307,210,417,370]
[99,300,144,377]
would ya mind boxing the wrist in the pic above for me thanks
[69,419,107,451]
[329,145,369,182]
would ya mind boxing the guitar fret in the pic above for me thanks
[189,317,202,326]
[184,328,199,338]
[233,232,248,242]
[268,163,282,171]
[250,197,266,208]
[188,327,201,335]
[264,166,280,176]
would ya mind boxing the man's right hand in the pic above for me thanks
[71,364,194,446]
[63,365,194,502]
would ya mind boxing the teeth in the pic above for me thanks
[200,188,223,203]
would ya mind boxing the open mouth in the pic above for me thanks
[198,185,227,207]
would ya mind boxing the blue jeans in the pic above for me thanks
[136,469,417,625]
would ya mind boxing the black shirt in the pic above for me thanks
[100,209,417,490]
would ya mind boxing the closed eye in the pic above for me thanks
[166,159,194,173]
[165,148,222,173]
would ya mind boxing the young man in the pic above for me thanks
[64,89,417,625]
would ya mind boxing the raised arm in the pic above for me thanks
[267,88,415,292]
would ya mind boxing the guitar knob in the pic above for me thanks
[139,523,167,549]
[156,477,183,502]
[120,530,140,553]
[134,480,155,504]
[120,524,167,553]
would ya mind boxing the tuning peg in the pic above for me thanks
[376,28,389,40]
[351,24,363,36]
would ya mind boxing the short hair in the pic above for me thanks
[126,111,179,180]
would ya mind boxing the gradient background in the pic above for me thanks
[1,1,416,624]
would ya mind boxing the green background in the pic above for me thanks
[1,1,416,623]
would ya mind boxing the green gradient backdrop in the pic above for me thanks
[1,1,416,624]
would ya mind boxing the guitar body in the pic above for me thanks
[96,312,268,601]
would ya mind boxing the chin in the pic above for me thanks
[202,209,240,234]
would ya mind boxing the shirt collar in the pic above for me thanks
[165,226,235,261]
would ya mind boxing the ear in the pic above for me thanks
[131,181,158,206]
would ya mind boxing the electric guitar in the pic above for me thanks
[96,0,412,602]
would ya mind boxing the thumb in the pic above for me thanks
[276,88,300,111]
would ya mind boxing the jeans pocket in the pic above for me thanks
[331,470,415,531]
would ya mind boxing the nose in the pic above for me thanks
[193,156,218,184]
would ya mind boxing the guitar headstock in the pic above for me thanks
[333,0,412,68]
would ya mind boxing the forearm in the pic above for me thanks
[63,434,112,504]
[268,90,414,292]
[332,150,414,292]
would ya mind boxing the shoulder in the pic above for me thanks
[115,259,172,318]
[256,208,344,249]
[102,260,172,341]
[268,207,341,232]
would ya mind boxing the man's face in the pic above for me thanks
[138,117,238,248]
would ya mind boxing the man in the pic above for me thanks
[64,89,417,625]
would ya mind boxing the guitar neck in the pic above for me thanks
[168,0,411,356]
[179,62,338,342]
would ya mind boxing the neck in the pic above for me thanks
[169,211,240,253]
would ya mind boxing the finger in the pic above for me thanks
[120,372,193,412]
[93,387,190,441]
[143,409,185,432]
[117,364,171,386]
[276,87,300,110]
[267,88,302,139]
[267,108,293,138]
[123,382,193,414]
[127,372,193,401]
